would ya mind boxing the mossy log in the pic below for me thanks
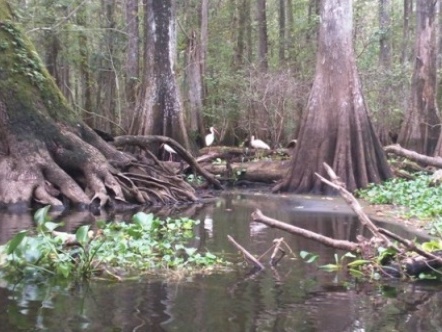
[193,146,291,183]
[204,160,290,183]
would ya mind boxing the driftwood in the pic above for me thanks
[315,163,392,245]
[194,146,291,183]
[385,144,442,168]
[250,162,442,278]
[205,160,289,183]
[251,209,359,252]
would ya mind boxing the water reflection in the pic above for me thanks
[0,191,439,331]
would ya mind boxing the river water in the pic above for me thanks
[1,191,442,331]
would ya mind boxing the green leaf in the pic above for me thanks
[205,252,216,259]
[132,212,154,230]
[7,230,27,255]
[299,250,318,263]
[347,259,371,267]
[184,247,197,256]
[319,264,339,272]
[306,255,318,264]
[349,269,365,277]
[299,250,310,259]
[57,263,71,278]
[96,220,106,229]
[342,252,357,259]
[34,205,51,227]
[76,225,90,246]
[44,221,61,232]
[421,240,442,252]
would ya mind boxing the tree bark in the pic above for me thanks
[400,0,413,64]
[376,0,393,145]
[77,1,93,128]
[398,1,440,156]
[278,0,286,63]
[184,30,205,148]
[256,0,268,71]
[275,0,392,194]
[130,0,190,151]
[123,0,139,132]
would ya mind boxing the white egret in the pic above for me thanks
[161,143,176,161]
[205,127,219,146]
[251,136,271,150]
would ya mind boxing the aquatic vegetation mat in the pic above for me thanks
[0,206,227,282]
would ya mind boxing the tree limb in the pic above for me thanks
[113,135,223,189]
[315,163,391,245]
[251,209,359,252]
[227,235,265,270]
[384,144,442,168]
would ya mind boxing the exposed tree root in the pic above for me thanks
[0,124,204,210]
[113,135,223,190]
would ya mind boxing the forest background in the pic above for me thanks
[11,0,416,151]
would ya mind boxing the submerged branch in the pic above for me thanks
[227,235,265,270]
[379,228,442,264]
[251,209,359,252]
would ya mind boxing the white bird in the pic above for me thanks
[205,127,218,146]
[251,135,271,150]
[161,143,176,161]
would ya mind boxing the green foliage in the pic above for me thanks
[0,21,46,88]
[425,218,442,237]
[357,173,442,219]
[0,207,227,283]
[300,243,442,282]
[186,174,205,185]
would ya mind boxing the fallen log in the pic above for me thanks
[205,160,289,183]
[384,144,442,168]
[251,209,359,252]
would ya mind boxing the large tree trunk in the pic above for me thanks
[77,1,93,128]
[256,0,268,71]
[130,0,190,151]
[184,30,205,149]
[0,2,196,210]
[400,0,413,64]
[398,1,440,156]
[274,0,392,194]
[123,0,140,132]
[278,0,285,64]
[376,0,393,145]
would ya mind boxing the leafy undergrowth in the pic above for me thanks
[0,207,228,283]
[357,173,442,220]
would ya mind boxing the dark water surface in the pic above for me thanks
[1,191,442,331]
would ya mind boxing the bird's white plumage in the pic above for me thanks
[161,143,176,161]
[205,127,217,146]
[251,136,270,150]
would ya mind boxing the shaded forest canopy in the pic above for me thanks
[1,0,442,209]
[11,0,418,146]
